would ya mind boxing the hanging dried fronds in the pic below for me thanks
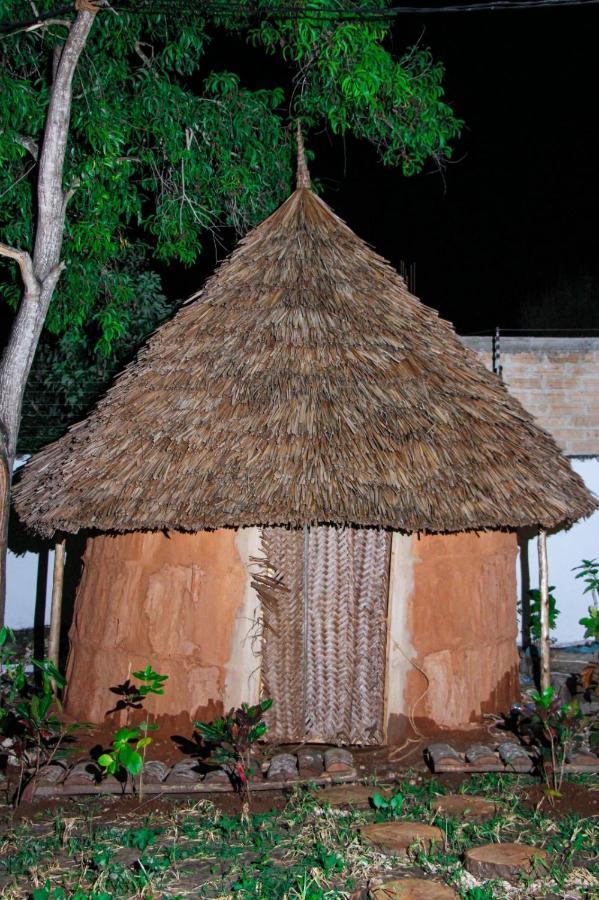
[257,525,391,745]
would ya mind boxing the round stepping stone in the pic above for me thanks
[315,784,386,808]
[370,878,459,899]
[361,821,443,855]
[464,843,550,883]
[432,794,498,822]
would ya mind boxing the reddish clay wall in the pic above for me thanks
[63,530,248,731]
[65,528,520,742]
[397,531,519,738]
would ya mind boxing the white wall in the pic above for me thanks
[6,546,53,630]
[518,457,599,644]
[6,457,53,630]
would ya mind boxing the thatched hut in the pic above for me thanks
[15,143,596,744]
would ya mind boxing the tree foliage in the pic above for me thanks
[250,1,458,173]
[0,0,462,451]
[19,245,175,452]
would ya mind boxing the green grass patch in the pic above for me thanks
[0,774,597,898]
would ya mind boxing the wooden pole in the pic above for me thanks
[48,539,66,680]
[538,527,551,692]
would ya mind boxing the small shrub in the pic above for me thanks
[371,791,404,816]
[0,626,82,804]
[574,558,599,640]
[195,698,272,809]
[98,724,154,781]
[526,685,596,798]
[527,586,559,639]
[100,665,168,799]
[579,606,599,641]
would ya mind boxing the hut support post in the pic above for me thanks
[48,539,66,688]
[537,527,551,693]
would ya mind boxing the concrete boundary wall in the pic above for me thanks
[461,337,599,457]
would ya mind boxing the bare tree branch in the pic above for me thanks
[25,18,72,34]
[44,260,66,296]
[35,7,98,279]
[0,243,38,298]
[62,176,81,212]
[0,18,72,40]
[14,134,39,161]
[0,162,36,202]
[134,40,155,70]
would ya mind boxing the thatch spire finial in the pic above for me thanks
[296,121,311,190]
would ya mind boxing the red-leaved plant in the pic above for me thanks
[195,699,272,809]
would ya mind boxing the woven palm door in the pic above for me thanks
[260,526,391,745]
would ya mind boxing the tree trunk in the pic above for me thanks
[0,422,8,617]
[0,6,99,626]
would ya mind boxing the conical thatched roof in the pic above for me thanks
[15,149,596,537]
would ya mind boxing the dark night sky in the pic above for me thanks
[291,3,599,333]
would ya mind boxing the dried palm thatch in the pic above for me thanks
[14,145,596,536]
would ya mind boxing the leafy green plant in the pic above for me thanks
[528,585,559,640]
[0,626,27,720]
[311,844,345,875]
[527,686,592,799]
[574,558,599,640]
[124,825,161,852]
[579,606,599,641]
[108,664,169,715]
[100,665,168,798]
[464,887,497,900]
[574,558,599,605]
[133,665,168,698]
[195,698,272,808]
[371,790,404,817]
[0,626,82,804]
[97,724,154,782]
[32,885,66,900]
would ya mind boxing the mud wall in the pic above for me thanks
[65,527,519,742]
[63,529,261,731]
[386,531,519,742]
